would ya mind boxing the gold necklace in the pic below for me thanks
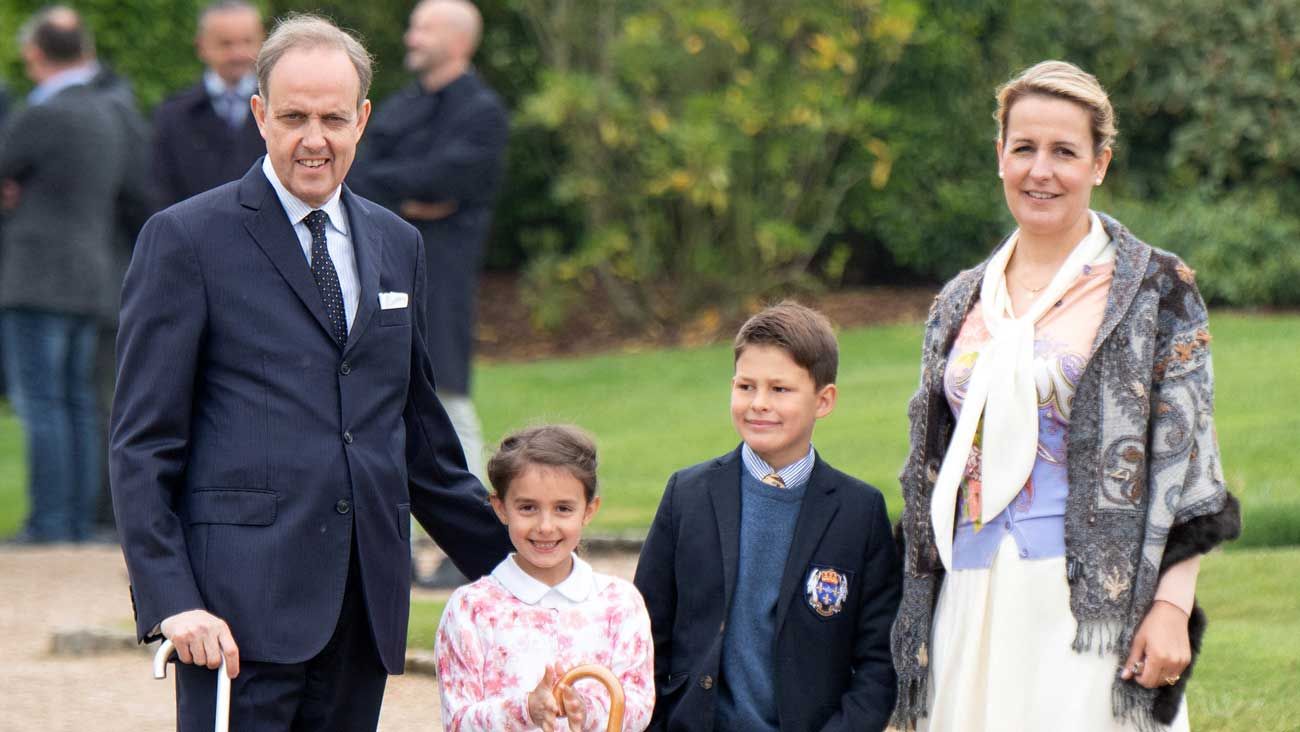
[1016,277,1049,295]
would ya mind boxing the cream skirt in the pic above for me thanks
[919,535,1189,732]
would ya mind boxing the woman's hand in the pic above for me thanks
[557,681,587,730]
[527,664,562,732]
[1121,600,1191,689]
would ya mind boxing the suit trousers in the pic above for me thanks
[175,534,388,731]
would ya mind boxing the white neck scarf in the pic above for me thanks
[931,211,1111,571]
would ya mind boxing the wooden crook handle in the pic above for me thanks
[553,664,625,732]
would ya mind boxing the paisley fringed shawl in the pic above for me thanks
[890,214,1240,731]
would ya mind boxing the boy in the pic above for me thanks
[634,301,901,732]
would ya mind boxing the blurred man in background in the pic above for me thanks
[0,7,145,543]
[349,0,510,588]
[349,0,508,479]
[152,0,265,207]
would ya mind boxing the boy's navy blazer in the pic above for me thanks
[110,161,511,674]
[634,447,902,732]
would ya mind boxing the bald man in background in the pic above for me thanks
[152,0,265,206]
[349,2,509,526]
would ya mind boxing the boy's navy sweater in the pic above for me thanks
[714,469,807,732]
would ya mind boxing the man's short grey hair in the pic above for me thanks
[255,14,373,109]
[198,0,261,35]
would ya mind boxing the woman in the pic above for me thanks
[890,61,1240,732]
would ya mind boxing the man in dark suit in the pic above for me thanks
[110,15,511,730]
[0,7,142,544]
[151,0,265,207]
[349,0,509,484]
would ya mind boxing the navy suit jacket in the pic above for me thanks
[633,448,902,732]
[110,161,512,673]
[151,81,265,207]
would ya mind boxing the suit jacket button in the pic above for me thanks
[335,499,351,514]
[343,431,354,444]
[339,361,351,375]
[699,675,713,690]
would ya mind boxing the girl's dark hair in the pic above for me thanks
[487,425,599,502]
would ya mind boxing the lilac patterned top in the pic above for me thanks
[942,253,1115,570]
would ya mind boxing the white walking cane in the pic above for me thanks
[153,638,231,732]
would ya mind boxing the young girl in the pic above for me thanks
[435,425,655,731]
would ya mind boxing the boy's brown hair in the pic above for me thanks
[732,301,838,388]
[486,424,599,502]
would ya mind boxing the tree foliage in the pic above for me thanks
[513,0,920,328]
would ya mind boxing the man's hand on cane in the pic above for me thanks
[161,609,241,678]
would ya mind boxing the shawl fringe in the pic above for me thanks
[1070,618,1127,656]
[889,674,929,732]
[1112,679,1162,732]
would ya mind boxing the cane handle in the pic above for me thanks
[153,638,230,732]
[553,664,625,732]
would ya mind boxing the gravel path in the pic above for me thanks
[0,546,639,731]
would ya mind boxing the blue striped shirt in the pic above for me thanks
[740,443,815,490]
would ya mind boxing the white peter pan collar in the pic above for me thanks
[491,553,609,609]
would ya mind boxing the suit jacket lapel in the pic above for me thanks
[775,456,840,634]
[239,166,339,344]
[708,449,744,610]
[342,187,379,356]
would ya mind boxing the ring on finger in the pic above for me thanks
[1164,675,1180,686]
[1130,660,1145,675]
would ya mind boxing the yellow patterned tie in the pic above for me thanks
[761,473,786,489]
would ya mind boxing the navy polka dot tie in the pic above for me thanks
[304,210,347,347]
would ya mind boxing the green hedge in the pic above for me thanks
[1099,190,1300,308]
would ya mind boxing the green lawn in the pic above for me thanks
[1180,546,1300,731]
[409,597,447,651]
[0,311,1295,544]
[404,547,1300,731]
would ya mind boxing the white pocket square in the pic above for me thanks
[379,291,409,310]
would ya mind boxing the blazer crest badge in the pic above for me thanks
[805,565,849,617]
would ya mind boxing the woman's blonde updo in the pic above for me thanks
[995,60,1117,155]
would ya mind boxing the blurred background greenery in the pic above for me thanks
[3,0,1298,330]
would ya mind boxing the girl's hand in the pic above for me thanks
[527,665,561,731]
[1121,600,1191,689]
[557,681,587,730]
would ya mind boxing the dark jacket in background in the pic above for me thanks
[88,66,159,531]
[347,71,508,395]
[91,66,158,320]
[0,83,139,321]
[151,81,264,208]
[634,448,902,732]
